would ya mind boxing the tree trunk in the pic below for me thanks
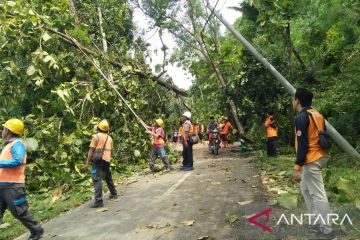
[209,59,246,135]
[187,1,246,136]
[68,0,79,24]
[98,6,113,82]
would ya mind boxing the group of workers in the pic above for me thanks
[173,116,235,149]
[206,116,236,148]
[0,87,334,239]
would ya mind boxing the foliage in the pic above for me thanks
[187,0,359,149]
[0,0,182,192]
[256,154,360,238]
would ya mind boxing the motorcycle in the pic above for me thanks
[209,129,220,155]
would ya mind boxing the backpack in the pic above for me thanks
[307,111,331,150]
[91,134,109,162]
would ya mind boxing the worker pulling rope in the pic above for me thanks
[72,38,148,131]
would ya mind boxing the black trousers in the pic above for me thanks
[92,160,117,204]
[0,187,41,234]
[182,143,193,167]
[267,137,277,156]
[0,198,6,220]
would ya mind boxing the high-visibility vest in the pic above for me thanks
[179,127,184,136]
[0,139,26,184]
[295,109,327,165]
[153,127,165,146]
[194,126,199,135]
[264,117,278,138]
[182,121,194,137]
[90,133,113,162]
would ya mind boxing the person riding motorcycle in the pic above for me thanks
[207,116,220,147]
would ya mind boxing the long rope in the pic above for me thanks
[72,38,148,131]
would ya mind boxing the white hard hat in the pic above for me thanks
[182,111,191,119]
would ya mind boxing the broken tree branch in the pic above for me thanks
[45,27,188,97]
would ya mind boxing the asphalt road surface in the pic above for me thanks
[17,144,275,240]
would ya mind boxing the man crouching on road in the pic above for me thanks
[145,119,173,172]
[0,119,44,240]
[292,88,333,239]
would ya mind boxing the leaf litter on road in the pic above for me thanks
[237,200,253,206]
[181,220,195,226]
[95,208,109,213]
[135,223,171,233]
[198,236,215,240]
[225,213,239,224]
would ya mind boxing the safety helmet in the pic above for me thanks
[182,111,191,119]
[155,119,164,127]
[98,119,109,132]
[3,118,24,135]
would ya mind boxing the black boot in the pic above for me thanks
[90,202,104,208]
[28,227,44,240]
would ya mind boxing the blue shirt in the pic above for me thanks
[0,139,26,187]
[0,139,26,168]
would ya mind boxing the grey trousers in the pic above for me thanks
[92,160,117,204]
[300,157,332,234]
[0,187,41,234]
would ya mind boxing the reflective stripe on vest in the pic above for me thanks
[0,140,26,184]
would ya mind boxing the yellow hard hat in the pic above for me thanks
[155,119,164,127]
[98,119,109,132]
[2,118,24,135]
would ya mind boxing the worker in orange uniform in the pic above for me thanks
[85,120,117,208]
[0,119,44,240]
[264,111,278,157]
[292,88,333,239]
[145,119,173,172]
[221,118,234,148]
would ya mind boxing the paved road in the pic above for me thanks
[17,144,270,240]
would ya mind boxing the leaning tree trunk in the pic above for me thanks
[68,0,79,24]
[97,6,113,82]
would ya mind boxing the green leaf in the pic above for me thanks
[134,150,141,157]
[121,65,133,72]
[27,65,36,76]
[42,32,52,42]
[85,93,93,102]
[277,193,298,209]
[225,213,239,224]
[24,138,39,152]
[43,55,54,63]
[336,177,356,200]
[0,223,11,229]
[6,1,16,7]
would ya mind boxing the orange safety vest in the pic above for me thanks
[181,121,194,137]
[295,109,327,166]
[0,139,26,184]
[194,126,199,135]
[90,133,113,162]
[264,117,278,138]
[222,122,233,135]
[153,127,165,146]
[179,127,184,136]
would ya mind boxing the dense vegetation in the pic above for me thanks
[1,0,360,238]
[187,0,360,149]
[0,0,185,192]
